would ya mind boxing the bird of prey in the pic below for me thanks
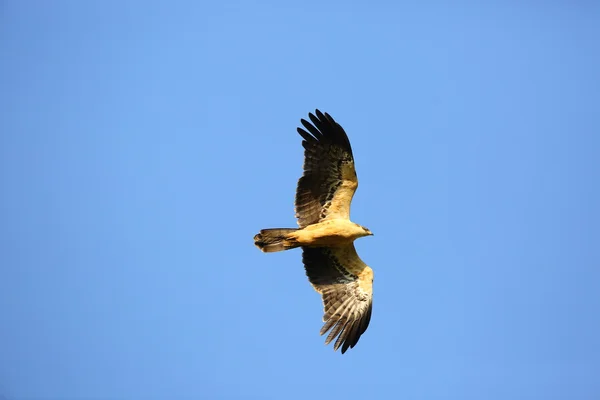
[254,110,374,354]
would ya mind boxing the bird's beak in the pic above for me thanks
[368,230,374,236]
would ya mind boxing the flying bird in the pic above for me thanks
[254,110,374,354]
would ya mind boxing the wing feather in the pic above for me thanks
[295,110,358,228]
[326,320,348,346]
[302,244,373,354]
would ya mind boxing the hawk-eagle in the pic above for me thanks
[254,110,374,354]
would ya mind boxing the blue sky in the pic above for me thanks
[1,1,599,399]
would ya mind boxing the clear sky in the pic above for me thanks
[1,1,599,399]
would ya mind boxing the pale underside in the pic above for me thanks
[289,219,367,247]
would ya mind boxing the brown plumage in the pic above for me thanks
[254,110,374,354]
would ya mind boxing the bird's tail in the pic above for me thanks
[254,228,300,253]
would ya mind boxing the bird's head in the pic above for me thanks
[360,225,374,237]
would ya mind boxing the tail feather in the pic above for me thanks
[254,228,299,252]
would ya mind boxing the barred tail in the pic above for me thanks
[254,228,300,253]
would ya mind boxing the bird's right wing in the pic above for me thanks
[302,244,373,354]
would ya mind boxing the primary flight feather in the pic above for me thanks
[254,110,374,354]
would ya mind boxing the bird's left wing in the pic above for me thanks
[295,110,358,228]
[302,244,373,354]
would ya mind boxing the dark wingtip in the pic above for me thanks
[297,109,353,157]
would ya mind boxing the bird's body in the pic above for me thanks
[254,110,374,354]
[256,219,371,250]
[293,219,371,246]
